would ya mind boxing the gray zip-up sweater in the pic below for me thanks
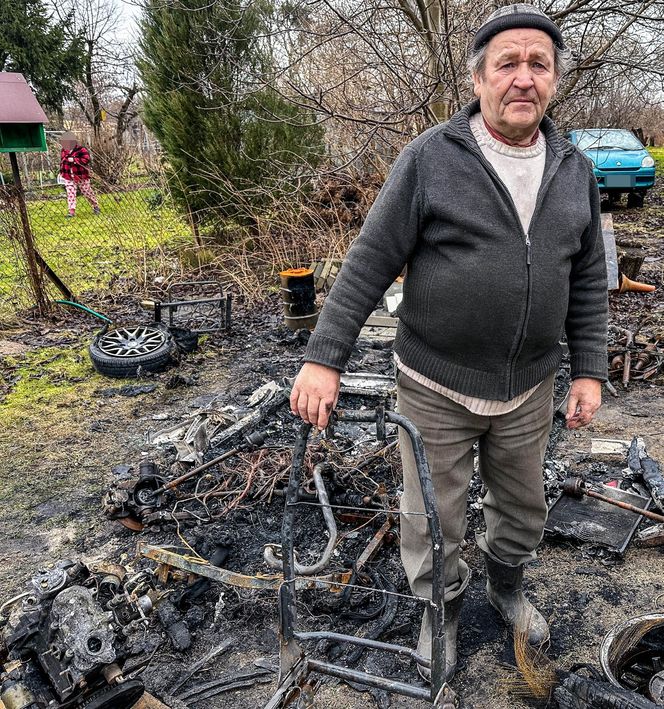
[304,101,608,401]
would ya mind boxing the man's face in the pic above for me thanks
[472,28,557,141]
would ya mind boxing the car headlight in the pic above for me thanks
[642,156,655,168]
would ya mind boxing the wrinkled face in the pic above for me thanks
[472,28,557,141]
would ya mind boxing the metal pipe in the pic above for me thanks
[153,447,242,495]
[384,410,447,699]
[264,463,338,575]
[274,410,455,706]
[295,632,429,665]
[152,430,266,496]
[562,478,664,523]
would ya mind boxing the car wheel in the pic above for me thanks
[89,325,173,378]
[627,192,645,208]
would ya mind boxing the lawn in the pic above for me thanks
[0,186,191,318]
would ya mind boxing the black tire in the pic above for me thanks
[627,192,645,208]
[168,326,199,354]
[89,325,173,378]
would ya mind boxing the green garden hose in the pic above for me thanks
[55,300,113,324]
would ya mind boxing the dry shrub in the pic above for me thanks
[91,136,133,186]
[207,172,383,302]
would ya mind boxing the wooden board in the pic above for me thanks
[601,213,620,290]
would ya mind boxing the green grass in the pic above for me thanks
[0,341,137,526]
[649,147,664,176]
[0,343,95,423]
[0,186,190,317]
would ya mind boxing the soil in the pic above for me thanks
[0,182,663,709]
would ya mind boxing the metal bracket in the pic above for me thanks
[154,280,231,334]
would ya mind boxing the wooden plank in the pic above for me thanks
[132,693,172,709]
[601,213,620,290]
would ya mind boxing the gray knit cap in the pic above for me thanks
[472,4,565,51]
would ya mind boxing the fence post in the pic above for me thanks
[9,151,50,315]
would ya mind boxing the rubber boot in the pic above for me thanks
[483,550,549,645]
[416,592,464,684]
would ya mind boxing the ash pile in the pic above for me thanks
[2,316,664,709]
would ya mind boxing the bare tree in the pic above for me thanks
[251,0,664,173]
[52,0,140,147]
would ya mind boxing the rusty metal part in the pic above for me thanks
[86,561,126,581]
[264,464,338,575]
[118,516,144,532]
[562,478,664,524]
[610,353,624,371]
[140,515,394,596]
[101,664,123,685]
[138,543,349,593]
[153,429,267,497]
[356,516,395,568]
[634,342,658,371]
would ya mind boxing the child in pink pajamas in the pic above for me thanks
[59,132,100,217]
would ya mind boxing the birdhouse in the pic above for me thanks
[0,73,48,153]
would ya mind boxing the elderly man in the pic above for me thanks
[290,4,608,682]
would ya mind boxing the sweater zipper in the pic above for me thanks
[508,233,532,397]
[458,140,561,398]
[506,164,561,397]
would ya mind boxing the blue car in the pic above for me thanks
[565,128,656,207]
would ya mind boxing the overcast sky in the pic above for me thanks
[116,0,141,43]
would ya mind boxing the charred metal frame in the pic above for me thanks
[267,409,458,709]
[154,280,232,334]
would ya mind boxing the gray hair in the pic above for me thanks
[467,42,574,81]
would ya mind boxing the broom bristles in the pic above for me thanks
[501,609,560,702]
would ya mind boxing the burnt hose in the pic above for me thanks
[264,463,337,575]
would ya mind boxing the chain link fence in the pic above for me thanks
[0,133,193,323]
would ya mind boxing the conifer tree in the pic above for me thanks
[138,0,324,226]
[0,0,83,113]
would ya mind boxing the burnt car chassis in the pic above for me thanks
[265,408,459,709]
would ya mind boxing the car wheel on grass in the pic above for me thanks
[89,325,173,378]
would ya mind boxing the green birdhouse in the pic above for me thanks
[0,73,48,153]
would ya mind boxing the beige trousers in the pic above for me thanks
[397,370,555,603]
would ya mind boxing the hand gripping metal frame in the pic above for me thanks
[264,408,459,708]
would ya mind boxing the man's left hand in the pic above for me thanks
[566,378,602,429]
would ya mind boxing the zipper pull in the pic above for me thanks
[525,234,532,265]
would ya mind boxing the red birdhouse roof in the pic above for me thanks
[0,73,48,124]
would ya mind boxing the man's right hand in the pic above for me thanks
[290,362,340,430]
